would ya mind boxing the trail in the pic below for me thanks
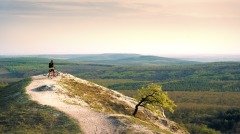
[25,74,118,134]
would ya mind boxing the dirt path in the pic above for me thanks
[25,74,118,134]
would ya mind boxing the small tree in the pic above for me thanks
[133,84,176,118]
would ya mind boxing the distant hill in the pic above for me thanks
[167,54,240,62]
[69,53,141,61]
[2,53,240,63]
[0,54,197,66]
[68,54,198,66]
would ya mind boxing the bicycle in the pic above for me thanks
[48,67,56,78]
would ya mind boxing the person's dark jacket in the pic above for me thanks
[49,62,54,68]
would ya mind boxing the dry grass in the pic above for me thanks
[117,90,138,98]
[111,115,173,134]
[59,78,134,115]
[87,79,136,87]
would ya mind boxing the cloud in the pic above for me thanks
[164,0,240,19]
[1,0,240,19]
[0,0,150,19]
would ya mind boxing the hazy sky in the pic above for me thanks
[1,0,240,55]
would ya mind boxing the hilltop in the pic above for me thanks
[67,54,197,66]
[25,73,188,134]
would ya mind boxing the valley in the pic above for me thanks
[0,54,239,133]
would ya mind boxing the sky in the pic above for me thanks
[0,0,240,55]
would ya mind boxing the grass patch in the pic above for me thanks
[59,78,134,115]
[117,90,138,98]
[168,91,240,108]
[87,79,136,87]
[0,83,8,88]
[0,78,82,134]
[114,115,173,134]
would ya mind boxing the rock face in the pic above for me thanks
[26,72,189,134]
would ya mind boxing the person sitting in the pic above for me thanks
[48,60,55,77]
